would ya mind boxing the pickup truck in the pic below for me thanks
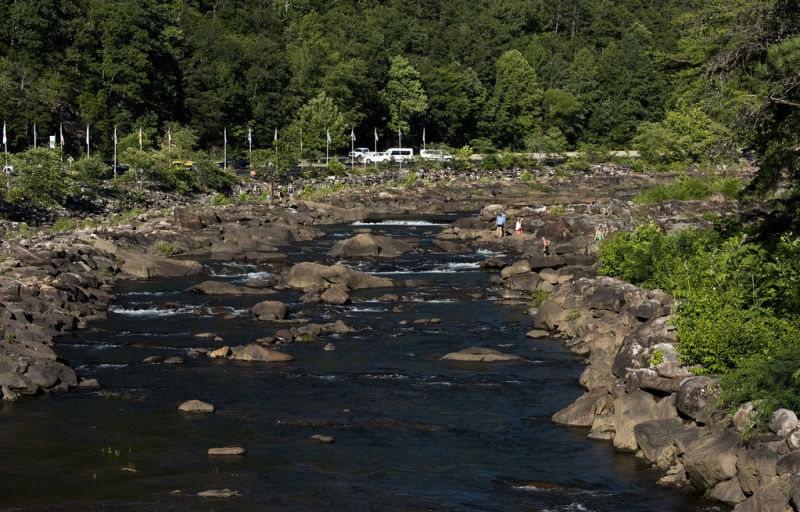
[420,149,452,161]
[348,147,372,161]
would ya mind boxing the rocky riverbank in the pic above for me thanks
[2,164,785,510]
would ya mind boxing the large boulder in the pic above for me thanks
[682,430,740,491]
[676,376,720,423]
[188,281,274,295]
[534,300,565,330]
[230,344,293,362]
[552,387,611,427]
[281,262,393,290]
[612,390,661,452]
[440,347,523,362]
[320,286,351,305]
[251,300,288,321]
[634,418,686,469]
[738,445,779,495]
[327,233,415,258]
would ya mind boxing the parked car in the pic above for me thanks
[364,152,387,164]
[348,147,372,160]
[420,149,453,161]
[103,161,129,178]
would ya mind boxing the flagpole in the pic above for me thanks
[59,124,64,163]
[138,126,143,151]
[3,121,7,170]
[113,125,118,179]
[326,128,330,166]
[248,128,252,175]
[350,128,354,172]
[374,128,378,169]
[300,127,303,175]
[423,127,426,151]
[33,123,37,148]
[398,128,402,171]
[86,124,90,158]
[224,127,227,170]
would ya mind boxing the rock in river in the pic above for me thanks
[441,347,523,362]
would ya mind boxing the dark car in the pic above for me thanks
[103,161,129,178]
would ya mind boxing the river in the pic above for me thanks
[0,218,725,511]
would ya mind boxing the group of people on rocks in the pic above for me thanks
[493,210,607,257]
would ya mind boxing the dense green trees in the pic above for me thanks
[0,0,797,194]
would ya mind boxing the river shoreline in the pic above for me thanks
[1,165,782,510]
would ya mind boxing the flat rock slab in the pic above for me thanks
[311,434,335,443]
[208,447,246,456]
[197,488,241,498]
[441,347,523,362]
[179,399,215,413]
[230,344,293,362]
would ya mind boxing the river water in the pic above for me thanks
[0,218,724,511]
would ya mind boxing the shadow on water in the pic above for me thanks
[0,219,726,511]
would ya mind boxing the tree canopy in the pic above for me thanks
[0,0,797,192]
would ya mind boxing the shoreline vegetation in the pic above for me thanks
[1,162,798,510]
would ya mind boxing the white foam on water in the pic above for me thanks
[94,363,128,369]
[109,305,202,317]
[351,220,443,226]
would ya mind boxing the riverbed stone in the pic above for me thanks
[251,300,288,321]
[327,233,415,258]
[311,434,335,443]
[197,488,241,498]
[320,285,351,305]
[440,347,523,362]
[208,447,246,455]
[633,418,685,469]
[770,409,799,435]
[738,445,779,495]
[230,344,293,362]
[711,476,746,506]
[179,399,215,413]
[552,386,610,427]
[683,430,739,491]
[612,390,660,452]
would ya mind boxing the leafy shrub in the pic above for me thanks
[211,193,233,205]
[481,154,500,171]
[550,206,566,215]
[402,173,420,188]
[529,289,549,307]
[9,147,67,206]
[530,182,554,193]
[520,170,533,182]
[52,218,76,232]
[718,345,800,433]
[155,241,175,256]
[328,160,346,176]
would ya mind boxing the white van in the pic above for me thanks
[385,147,414,162]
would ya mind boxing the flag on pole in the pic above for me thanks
[398,128,402,141]
[374,128,379,142]
[113,125,117,144]
[422,127,425,143]
[351,128,356,141]
[86,124,89,145]
[33,123,37,147]
[3,122,6,146]
[326,129,331,144]
[274,127,278,141]
[248,128,252,143]
[224,127,227,144]
[138,126,142,147]
[168,127,172,146]
[60,124,65,148]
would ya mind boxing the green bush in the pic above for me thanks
[718,345,800,434]
[520,170,533,182]
[211,193,233,205]
[633,174,743,204]
[529,289,549,307]
[402,173,421,188]
[9,147,67,206]
[328,159,346,176]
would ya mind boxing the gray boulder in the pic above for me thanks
[676,376,720,423]
[552,387,611,427]
[738,445,779,495]
[683,430,739,491]
[251,300,288,321]
[327,233,415,258]
[230,344,293,362]
[440,347,523,362]
[281,262,393,290]
[189,280,274,295]
[634,418,686,469]
[612,390,661,452]
[770,409,799,434]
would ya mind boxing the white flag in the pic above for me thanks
[274,127,278,141]
[422,127,425,143]
[2,122,6,146]
[60,124,64,148]
[374,128,378,142]
[248,128,252,143]
[86,125,89,145]
[113,125,117,144]
[351,128,356,141]
[326,129,331,144]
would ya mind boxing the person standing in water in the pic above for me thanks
[542,236,551,256]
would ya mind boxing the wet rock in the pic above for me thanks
[142,356,162,364]
[770,409,799,434]
[197,488,241,498]
[281,262,393,290]
[163,356,184,364]
[320,286,351,305]
[633,418,686,469]
[323,343,336,351]
[311,434,335,443]
[251,300,289,321]
[683,430,739,491]
[441,347,523,362]
[327,233,415,258]
[209,346,231,358]
[526,329,550,338]
[230,344,293,362]
[552,386,610,427]
[208,447,246,455]
[179,399,215,413]
[188,281,274,295]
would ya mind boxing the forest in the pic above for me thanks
[0,0,797,182]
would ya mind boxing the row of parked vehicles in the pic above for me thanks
[348,147,453,164]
